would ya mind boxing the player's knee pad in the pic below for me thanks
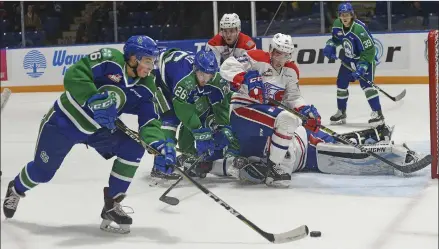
[274,110,301,136]
[336,76,350,89]
[269,111,301,164]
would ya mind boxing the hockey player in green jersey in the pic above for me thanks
[152,49,237,179]
[323,2,385,126]
[2,36,176,234]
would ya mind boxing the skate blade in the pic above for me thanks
[100,219,130,234]
[265,178,291,188]
[330,119,346,125]
[368,120,385,127]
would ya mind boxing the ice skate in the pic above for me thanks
[150,165,180,180]
[227,156,267,184]
[368,110,385,126]
[178,154,211,178]
[330,110,347,125]
[3,180,25,219]
[265,159,291,188]
[100,187,133,234]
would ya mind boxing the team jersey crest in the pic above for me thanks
[264,82,285,100]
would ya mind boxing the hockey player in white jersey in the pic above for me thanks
[206,13,256,65]
[219,33,322,187]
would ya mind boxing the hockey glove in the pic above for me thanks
[192,127,215,156]
[153,139,177,174]
[243,70,265,103]
[212,125,235,151]
[351,62,368,81]
[87,92,118,131]
[297,105,321,132]
[323,44,337,60]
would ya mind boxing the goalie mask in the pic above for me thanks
[269,33,295,68]
[220,13,241,45]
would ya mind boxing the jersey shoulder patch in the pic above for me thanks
[236,33,256,50]
[284,62,300,80]
[208,34,225,46]
[246,50,270,64]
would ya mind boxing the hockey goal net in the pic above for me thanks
[429,30,439,179]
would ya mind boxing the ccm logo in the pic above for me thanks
[250,76,262,83]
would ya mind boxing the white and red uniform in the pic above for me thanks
[219,49,310,178]
[207,32,256,65]
[219,49,306,111]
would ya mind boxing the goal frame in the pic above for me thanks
[428,30,438,179]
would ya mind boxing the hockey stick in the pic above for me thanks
[115,119,309,244]
[159,154,205,206]
[1,88,12,113]
[269,99,432,174]
[340,60,406,102]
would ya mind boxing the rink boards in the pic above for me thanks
[0,31,431,92]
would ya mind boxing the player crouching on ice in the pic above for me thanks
[212,33,322,187]
[151,49,235,180]
[324,2,385,126]
[2,36,177,234]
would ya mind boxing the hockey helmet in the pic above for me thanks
[220,13,241,30]
[338,2,354,16]
[123,35,160,61]
[193,50,219,74]
[270,33,295,58]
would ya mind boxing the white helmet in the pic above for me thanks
[220,13,241,30]
[270,33,295,55]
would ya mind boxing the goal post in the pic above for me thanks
[428,30,438,179]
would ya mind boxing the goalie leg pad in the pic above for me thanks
[316,142,411,176]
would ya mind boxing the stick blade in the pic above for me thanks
[272,225,309,244]
[397,154,432,173]
[159,196,180,206]
[393,89,406,101]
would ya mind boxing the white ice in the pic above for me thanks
[1,84,437,249]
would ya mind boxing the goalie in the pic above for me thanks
[180,123,423,187]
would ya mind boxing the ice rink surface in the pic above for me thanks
[1,84,437,249]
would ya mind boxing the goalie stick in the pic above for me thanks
[340,60,406,102]
[115,119,309,244]
[269,99,432,174]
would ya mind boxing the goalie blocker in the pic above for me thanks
[180,125,422,184]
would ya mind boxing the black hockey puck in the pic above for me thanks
[310,231,321,237]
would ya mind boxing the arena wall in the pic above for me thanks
[0,31,430,93]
